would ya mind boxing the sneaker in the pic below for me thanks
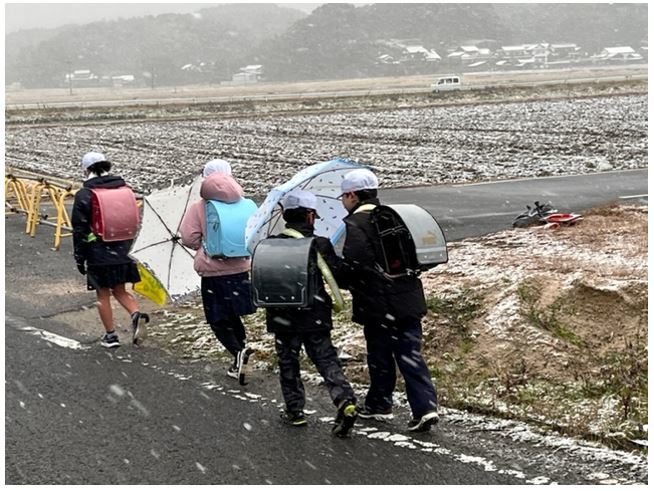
[237,347,255,386]
[332,399,358,438]
[226,365,238,380]
[358,405,394,421]
[281,410,308,427]
[100,332,120,348]
[407,411,440,432]
[131,312,150,346]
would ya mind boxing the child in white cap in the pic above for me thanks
[72,152,149,348]
[263,189,358,437]
[339,168,440,432]
[180,158,256,385]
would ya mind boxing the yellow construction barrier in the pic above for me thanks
[5,175,31,215]
[26,179,77,249]
[5,174,78,250]
[7,171,143,251]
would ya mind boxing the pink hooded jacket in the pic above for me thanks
[179,172,251,277]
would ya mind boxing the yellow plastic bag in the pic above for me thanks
[133,262,168,306]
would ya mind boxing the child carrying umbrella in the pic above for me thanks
[71,152,149,348]
[260,189,358,437]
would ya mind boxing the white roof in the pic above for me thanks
[604,46,635,54]
[501,45,529,52]
[405,45,428,54]
[517,57,536,64]
[551,43,578,49]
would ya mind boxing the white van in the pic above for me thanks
[431,75,462,92]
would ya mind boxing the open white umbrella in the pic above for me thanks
[130,175,203,301]
[245,158,370,253]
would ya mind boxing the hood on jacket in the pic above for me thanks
[83,175,126,189]
[200,172,243,203]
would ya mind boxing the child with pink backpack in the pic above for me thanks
[71,152,149,348]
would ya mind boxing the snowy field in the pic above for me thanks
[5,94,647,194]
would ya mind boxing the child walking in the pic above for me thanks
[71,151,149,348]
[263,190,358,437]
[180,159,257,384]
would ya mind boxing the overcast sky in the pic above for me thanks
[5,2,322,33]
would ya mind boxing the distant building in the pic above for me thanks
[376,54,398,65]
[241,64,263,76]
[447,45,492,66]
[110,74,136,87]
[549,43,582,60]
[593,46,643,63]
[231,64,263,84]
[64,69,101,88]
[403,45,441,62]
[499,45,533,60]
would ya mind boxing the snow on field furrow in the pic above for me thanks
[5,95,646,194]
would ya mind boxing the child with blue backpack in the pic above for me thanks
[180,159,257,385]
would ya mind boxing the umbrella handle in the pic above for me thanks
[316,253,345,313]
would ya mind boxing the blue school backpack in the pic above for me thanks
[203,198,258,258]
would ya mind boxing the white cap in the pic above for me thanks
[341,168,378,194]
[202,159,232,177]
[81,152,106,170]
[282,189,318,211]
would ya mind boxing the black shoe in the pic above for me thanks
[332,399,358,438]
[407,411,439,432]
[281,410,308,427]
[358,405,394,421]
[100,332,120,348]
[237,347,254,386]
[131,312,150,346]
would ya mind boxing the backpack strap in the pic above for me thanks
[281,228,345,313]
[353,203,377,214]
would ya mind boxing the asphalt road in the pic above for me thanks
[5,170,648,484]
[382,168,648,240]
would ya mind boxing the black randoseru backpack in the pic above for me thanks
[369,204,448,277]
[370,206,418,276]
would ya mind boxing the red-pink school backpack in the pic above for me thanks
[90,186,140,242]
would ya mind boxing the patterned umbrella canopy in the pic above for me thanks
[245,158,371,253]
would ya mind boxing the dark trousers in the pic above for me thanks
[210,316,246,362]
[363,317,438,419]
[274,331,355,414]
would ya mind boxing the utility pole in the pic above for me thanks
[67,61,73,96]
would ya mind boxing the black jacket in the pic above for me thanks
[265,223,346,334]
[341,199,427,325]
[71,175,135,267]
